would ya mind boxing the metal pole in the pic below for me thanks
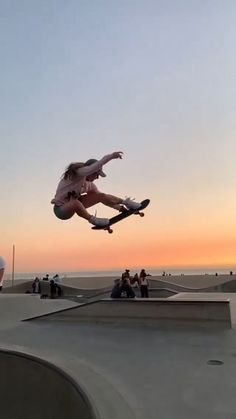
[12,244,15,288]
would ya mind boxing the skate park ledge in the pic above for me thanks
[26,297,232,328]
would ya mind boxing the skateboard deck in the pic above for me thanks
[92,199,150,233]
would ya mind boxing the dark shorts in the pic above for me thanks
[53,205,71,220]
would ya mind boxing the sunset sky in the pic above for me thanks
[1,1,236,274]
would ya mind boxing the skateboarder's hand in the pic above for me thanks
[111,151,123,160]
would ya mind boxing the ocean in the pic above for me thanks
[5,267,235,281]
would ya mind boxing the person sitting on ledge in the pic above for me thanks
[123,278,136,298]
[130,273,140,287]
[111,279,122,298]
[111,278,135,299]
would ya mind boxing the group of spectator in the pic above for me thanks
[111,268,151,299]
[32,273,63,298]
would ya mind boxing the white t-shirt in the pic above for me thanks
[0,256,6,287]
[140,277,148,286]
[53,275,61,284]
[0,256,5,270]
[51,154,112,206]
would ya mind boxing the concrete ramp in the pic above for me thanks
[0,294,79,329]
[27,298,231,329]
[149,275,236,292]
[0,348,96,419]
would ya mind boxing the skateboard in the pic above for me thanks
[92,199,150,234]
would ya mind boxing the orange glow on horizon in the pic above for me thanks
[3,234,236,273]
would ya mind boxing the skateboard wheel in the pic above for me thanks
[139,212,144,217]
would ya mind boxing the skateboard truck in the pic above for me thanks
[102,208,145,233]
[119,206,145,218]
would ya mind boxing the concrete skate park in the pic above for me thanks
[1,274,236,419]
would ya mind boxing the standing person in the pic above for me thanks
[51,152,142,228]
[53,274,63,297]
[139,269,149,298]
[120,270,135,298]
[49,279,57,299]
[121,269,131,284]
[40,274,50,298]
[131,273,140,288]
[32,277,41,294]
[0,256,6,292]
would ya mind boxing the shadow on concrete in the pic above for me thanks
[0,348,97,419]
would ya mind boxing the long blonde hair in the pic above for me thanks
[62,162,84,180]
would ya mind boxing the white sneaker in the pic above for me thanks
[123,197,142,211]
[90,215,110,227]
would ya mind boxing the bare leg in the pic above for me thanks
[55,199,94,221]
[80,192,123,210]
[55,193,141,223]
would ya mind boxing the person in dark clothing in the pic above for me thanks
[111,279,123,298]
[121,269,131,282]
[53,274,63,297]
[111,278,135,299]
[121,277,135,298]
[123,282,135,298]
[49,279,57,299]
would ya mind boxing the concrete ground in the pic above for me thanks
[1,291,236,418]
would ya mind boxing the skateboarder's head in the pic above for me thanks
[84,159,106,178]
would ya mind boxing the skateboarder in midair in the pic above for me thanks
[51,151,142,227]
